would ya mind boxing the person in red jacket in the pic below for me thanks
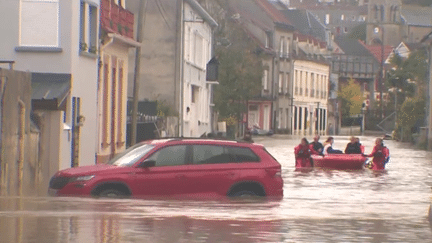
[294,138,313,168]
[365,138,390,170]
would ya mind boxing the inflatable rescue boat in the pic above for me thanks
[311,154,367,170]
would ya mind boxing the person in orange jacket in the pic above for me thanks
[294,138,313,168]
[365,138,390,170]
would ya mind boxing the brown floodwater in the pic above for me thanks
[1,136,432,242]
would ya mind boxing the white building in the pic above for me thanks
[0,0,100,172]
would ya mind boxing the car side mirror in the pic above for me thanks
[139,160,156,168]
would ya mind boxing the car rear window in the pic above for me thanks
[191,145,260,164]
[227,147,260,162]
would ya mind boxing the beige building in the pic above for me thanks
[292,33,331,136]
[96,0,139,163]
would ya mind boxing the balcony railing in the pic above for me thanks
[101,0,134,39]
[278,52,290,59]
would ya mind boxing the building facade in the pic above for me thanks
[292,33,331,136]
[128,0,217,138]
[97,0,139,163]
[0,0,100,171]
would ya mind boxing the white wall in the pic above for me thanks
[182,2,213,137]
[0,0,100,169]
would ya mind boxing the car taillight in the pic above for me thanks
[266,168,282,177]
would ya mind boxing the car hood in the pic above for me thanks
[55,164,130,177]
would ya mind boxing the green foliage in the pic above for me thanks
[157,100,177,117]
[338,79,363,116]
[213,14,264,120]
[387,49,428,142]
[347,23,366,42]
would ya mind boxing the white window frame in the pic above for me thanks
[80,0,98,54]
[20,0,60,47]
[279,72,283,93]
[263,70,269,90]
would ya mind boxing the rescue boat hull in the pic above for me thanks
[311,154,367,170]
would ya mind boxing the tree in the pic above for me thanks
[347,23,366,42]
[338,79,363,117]
[213,10,264,127]
[386,49,428,141]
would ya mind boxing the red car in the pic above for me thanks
[48,139,283,199]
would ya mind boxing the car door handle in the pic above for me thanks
[176,174,186,180]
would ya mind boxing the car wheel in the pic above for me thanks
[98,189,127,198]
[231,190,259,197]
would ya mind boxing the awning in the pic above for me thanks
[31,72,71,111]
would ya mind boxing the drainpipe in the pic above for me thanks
[178,0,185,137]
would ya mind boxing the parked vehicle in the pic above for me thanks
[48,138,283,199]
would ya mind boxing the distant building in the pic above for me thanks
[366,0,432,46]
[292,33,331,136]
[228,0,295,133]
[128,0,217,138]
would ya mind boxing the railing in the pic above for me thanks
[100,0,134,39]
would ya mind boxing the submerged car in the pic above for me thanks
[48,138,283,199]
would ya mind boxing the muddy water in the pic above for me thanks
[1,136,432,242]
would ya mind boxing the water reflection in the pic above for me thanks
[1,136,432,242]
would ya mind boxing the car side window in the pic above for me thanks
[227,147,260,163]
[192,145,230,164]
[147,145,187,167]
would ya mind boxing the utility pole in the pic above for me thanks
[379,27,385,119]
[131,0,147,145]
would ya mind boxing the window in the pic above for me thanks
[191,85,199,103]
[227,147,260,162]
[279,108,283,129]
[107,144,155,167]
[305,72,308,97]
[80,1,98,53]
[286,38,290,57]
[325,14,330,25]
[265,32,272,48]
[193,33,204,67]
[192,145,230,164]
[114,0,126,8]
[279,37,285,57]
[310,73,314,97]
[279,73,283,93]
[285,73,289,94]
[380,5,385,22]
[295,70,298,95]
[147,145,188,167]
[262,70,269,90]
[299,71,303,95]
[20,0,59,47]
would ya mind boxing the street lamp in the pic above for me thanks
[374,26,385,118]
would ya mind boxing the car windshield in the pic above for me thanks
[106,143,155,167]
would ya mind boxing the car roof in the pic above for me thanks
[145,138,263,148]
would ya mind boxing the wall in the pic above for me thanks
[0,69,33,196]
[128,0,179,111]
[0,0,100,169]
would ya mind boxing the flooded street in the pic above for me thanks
[1,136,432,242]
